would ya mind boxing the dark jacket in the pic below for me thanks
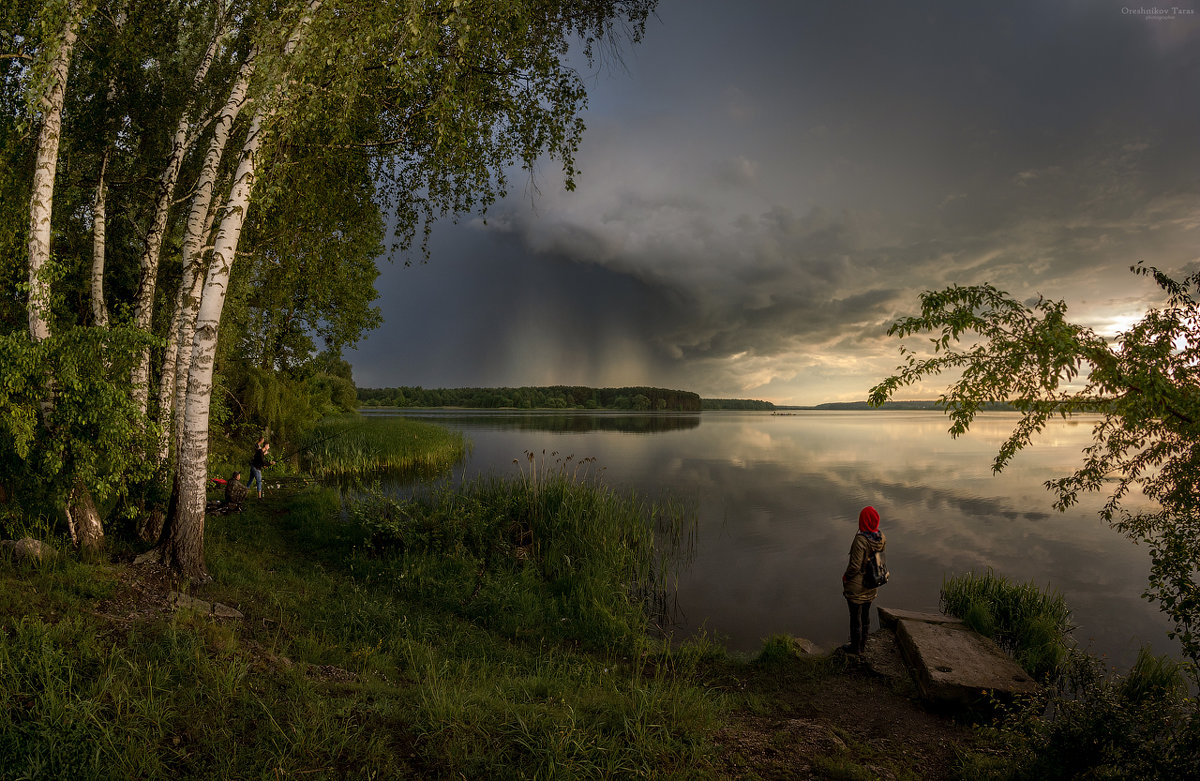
[225,479,247,506]
[843,532,887,604]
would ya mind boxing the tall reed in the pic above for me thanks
[349,452,693,654]
[298,414,467,478]
[940,569,1073,678]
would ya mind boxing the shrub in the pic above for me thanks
[960,647,1198,780]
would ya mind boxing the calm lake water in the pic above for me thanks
[365,408,1175,668]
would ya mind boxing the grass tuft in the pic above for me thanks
[940,569,1072,678]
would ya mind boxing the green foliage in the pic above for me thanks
[702,398,777,411]
[234,144,384,371]
[959,648,1197,780]
[873,264,1200,672]
[256,0,657,263]
[208,360,366,477]
[0,325,157,535]
[358,384,704,411]
[940,570,1072,679]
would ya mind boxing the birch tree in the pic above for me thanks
[157,50,257,464]
[22,0,114,551]
[27,0,82,348]
[148,0,657,580]
[128,6,230,417]
[3,0,656,576]
[2,0,188,549]
[163,0,322,579]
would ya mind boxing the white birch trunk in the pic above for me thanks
[64,480,103,554]
[28,0,81,346]
[154,53,256,464]
[165,1,321,579]
[90,150,109,327]
[130,30,224,416]
[153,290,185,464]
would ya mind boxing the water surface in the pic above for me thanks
[367,409,1173,667]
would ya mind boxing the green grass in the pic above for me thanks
[0,475,721,779]
[20,445,1165,778]
[296,414,468,478]
[940,569,1073,678]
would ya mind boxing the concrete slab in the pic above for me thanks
[895,618,1040,706]
[876,606,963,629]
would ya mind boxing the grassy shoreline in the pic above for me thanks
[297,415,468,479]
[0,485,721,778]
[3,410,1196,777]
[0,469,989,779]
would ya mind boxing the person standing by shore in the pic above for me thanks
[249,438,270,499]
[841,506,887,655]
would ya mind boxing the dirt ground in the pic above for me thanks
[703,635,983,780]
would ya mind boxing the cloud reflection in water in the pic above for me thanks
[406,410,1172,669]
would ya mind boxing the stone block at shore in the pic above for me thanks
[877,606,1041,708]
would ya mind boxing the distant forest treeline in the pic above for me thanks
[809,400,1017,411]
[357,385,705,411]
[701,398,776,410]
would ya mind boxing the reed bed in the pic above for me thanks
[349,451,693,654]
[297,414,467,478]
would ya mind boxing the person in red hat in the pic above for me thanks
[841,506,887,654]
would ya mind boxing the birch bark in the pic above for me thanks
[130,28,224,416]
[164,2,320,579]
[28,0,82,346]
[154,52,256,465]
[90,150,109,327]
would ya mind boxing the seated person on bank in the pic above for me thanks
[225,471,248,510]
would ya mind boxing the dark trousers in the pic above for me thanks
[847,599,872,652]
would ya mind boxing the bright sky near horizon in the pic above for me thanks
[348,1,1200,406]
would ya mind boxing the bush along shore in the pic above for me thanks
[941,570,1200,779]
[1,450,1197,777]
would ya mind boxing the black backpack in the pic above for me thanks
[863,549,889,588]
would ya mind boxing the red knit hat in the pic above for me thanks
[858,506,880,534]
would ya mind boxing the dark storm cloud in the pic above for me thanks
[351,0,1200,403]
